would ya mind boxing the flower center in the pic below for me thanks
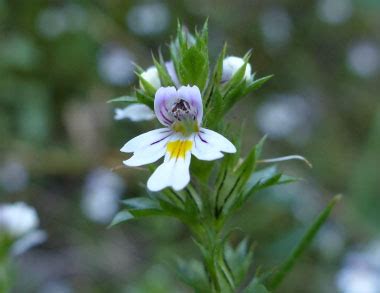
[170,99,196,121]
[170,99,199,136]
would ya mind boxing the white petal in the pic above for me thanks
[199,128,236,153]
[114,104,155,121]
[192,134,224,161]
[147,152,191,192]
[123,137,169,166]
[120,128,172,153]
[191,128,236,161]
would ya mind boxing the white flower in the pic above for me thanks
[114,104,155,121]
[0,202,39,238]
[222,56,252,83]
[121,86,236,191]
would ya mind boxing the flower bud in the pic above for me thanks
[0,202,39,238]
[222,56,252,83]
[140,66,161,90]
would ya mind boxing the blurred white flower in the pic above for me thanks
[256,95,316,145]
[36,7,67,38]
[0,158,29,193]
[221,56,252,83]
[315,225,345,260]
[140,66,161,90]
[36,4,87,39]
[347,41,380,78]
[81,168,125,224]
[98,45,135,86]
[259,7,292,48]
[40,280,73,293]
[126,3,170,36]
[114,104,155,121]
[12,230,47,256]
[336,241,380,293]
[317,0,352,25]
[0,202,39,238]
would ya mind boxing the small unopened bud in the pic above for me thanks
[140,66,161,90]
[222,56,252,83]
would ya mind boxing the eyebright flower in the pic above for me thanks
[222,56,252,83]
[121,85,236,191]
[114,103,155,121]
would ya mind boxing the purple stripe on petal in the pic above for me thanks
[154,86,177,126]
[160,109,173,125]
[198,133,208,144]
[150,132,173,145]
[177,86,203,124]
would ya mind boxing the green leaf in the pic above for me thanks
[106,96,138,103]
[138,73,158,97]
[175,258,210,292]
[122,197,161,210]
[224,238,254,285]
[204,89,224,128]
[265,194,342,291]
[178,46,209,91]
[109,210,134,227]
[203,43,227,119]
[152,56,174,87]
[244,278,270,293]
[243,75,273,95]
[219,136,266,216]
[136,89,154,109]
[217,252,236,291]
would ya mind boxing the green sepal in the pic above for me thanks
[135,89,154,109]
[137,73,158,97]
[152,55,174,87]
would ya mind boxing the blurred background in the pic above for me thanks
[0,0,379,292]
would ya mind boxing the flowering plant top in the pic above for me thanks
[109,22,339,293]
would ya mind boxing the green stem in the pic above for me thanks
[0,256,11,293]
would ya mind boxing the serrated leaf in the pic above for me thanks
[178,46,209,91]
[266,194,342,291]
[106,96,138,103]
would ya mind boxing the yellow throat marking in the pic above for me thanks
[167,140,193,160]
